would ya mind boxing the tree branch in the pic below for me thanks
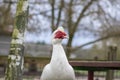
[50,0,55,31]
[65,0,95,57]
[56,0,64,27]
[30,12,66,23]
[65,0,74,57]
[29,8,58,16]
[73,0,95,33]
[71,34,120,52]
[68,0,73,32]
[3,0,49,4]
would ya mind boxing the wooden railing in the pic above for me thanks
[69,61,120,80]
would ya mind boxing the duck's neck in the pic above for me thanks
[50,44,69,65]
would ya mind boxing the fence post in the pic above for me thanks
[106,45,117,80]
[5,0,28,80]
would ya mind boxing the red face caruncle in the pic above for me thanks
[54,30,67,39]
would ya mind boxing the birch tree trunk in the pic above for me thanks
[5,0,28,80]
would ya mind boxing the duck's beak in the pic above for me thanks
[64,35,69,39]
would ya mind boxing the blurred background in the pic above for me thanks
[0,0,120,80]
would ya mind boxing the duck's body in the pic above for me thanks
[40,27,75,80]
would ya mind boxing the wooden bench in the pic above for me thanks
[69,61,120,80]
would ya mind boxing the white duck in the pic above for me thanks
[40,27,75,80]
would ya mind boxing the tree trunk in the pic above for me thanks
[50,0,56,31]
[65,0,95,58]
[106,45,117,80]
[5,0,28,80]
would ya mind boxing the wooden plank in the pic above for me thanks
[88,71,94,80]
[69,61,120,70]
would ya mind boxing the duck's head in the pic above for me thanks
[51,26,68,44]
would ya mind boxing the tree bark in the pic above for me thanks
[5,0,28,80]
[66,0,94,57]
[66,0,74,58]
[56,0,64,27]
[106,45,117,80]
[50,0,56,31]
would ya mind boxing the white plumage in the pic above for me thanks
[40,27,75,80]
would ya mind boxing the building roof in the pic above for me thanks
[0,35,52,57]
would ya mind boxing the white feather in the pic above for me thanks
[57,26,64,32]
[40,27,75,80]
